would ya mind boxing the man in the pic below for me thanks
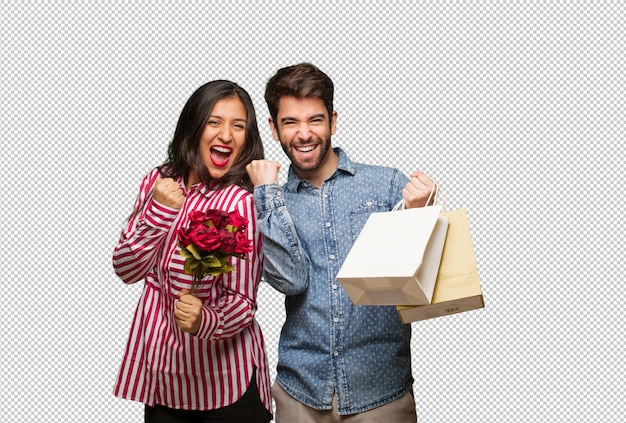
[246,63,435,422]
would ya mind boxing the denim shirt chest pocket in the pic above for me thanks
[349,199,390,241]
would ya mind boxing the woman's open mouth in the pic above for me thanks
[210,145,232,167]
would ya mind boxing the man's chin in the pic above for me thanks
[293,158,321,172]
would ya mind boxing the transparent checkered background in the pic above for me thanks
[1,1,623,422]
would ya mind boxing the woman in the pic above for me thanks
[112,80,272,422]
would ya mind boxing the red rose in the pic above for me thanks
[187,210,208,225]
[203,209,230,228]
[188,224,222,252]
[227,212,248,230]
[219,231,237,254]
[219,230,252,255]
[233,231,253,254]
[178,225,193,247]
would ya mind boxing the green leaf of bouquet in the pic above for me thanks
[184,260,196,275]
[187,244,203,260]
[202,256,222,267]
[179,247,194,259]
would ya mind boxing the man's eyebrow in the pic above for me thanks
[280,114,326,124]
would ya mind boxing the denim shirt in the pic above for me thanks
[254,148,413,415]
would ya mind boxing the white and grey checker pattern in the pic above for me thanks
[1,1,624,422]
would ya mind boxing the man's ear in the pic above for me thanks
[268,117,280,141]
[330,111,338,135]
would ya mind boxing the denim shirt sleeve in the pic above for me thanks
[390,167,410,207]
[253,183,310,295]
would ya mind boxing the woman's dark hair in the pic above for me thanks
[264,62,334,124]
[159,80,264,192]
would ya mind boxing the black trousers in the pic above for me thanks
[145,370,271,423]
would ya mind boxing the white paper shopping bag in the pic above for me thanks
[336,205,448,306]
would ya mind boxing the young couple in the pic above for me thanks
[113,63,436,422]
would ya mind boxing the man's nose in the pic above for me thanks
[296,122,311,139]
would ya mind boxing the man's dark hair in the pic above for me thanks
[264,63,334,123]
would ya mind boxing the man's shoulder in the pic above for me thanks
[353,160,399,171]
[339,150,400,174]
[350,161,402,180]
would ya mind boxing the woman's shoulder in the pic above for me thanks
[134,167,164,193]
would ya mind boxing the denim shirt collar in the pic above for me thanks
[286,147,356,192]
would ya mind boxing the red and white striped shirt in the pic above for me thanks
[112,168,271,414]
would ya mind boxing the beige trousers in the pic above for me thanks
[272,382,417,423]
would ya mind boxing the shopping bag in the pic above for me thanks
[336,204,449,306]
[396,208,484,322]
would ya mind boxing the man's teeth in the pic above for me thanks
[296,146,315,152]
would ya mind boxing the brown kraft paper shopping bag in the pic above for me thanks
[397,208,484,322]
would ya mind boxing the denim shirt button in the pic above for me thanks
[333,317,339,323]
[333,351,339,357]
[325,222,331,227]
[332,284,338,289]
[329,254,335,260]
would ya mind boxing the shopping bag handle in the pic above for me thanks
[392,177,443,211]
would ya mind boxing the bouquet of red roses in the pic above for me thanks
[177,209,253,292]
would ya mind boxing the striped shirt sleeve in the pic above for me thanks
[112,170,180,284]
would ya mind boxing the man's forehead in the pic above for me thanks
[277,96,327,118]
